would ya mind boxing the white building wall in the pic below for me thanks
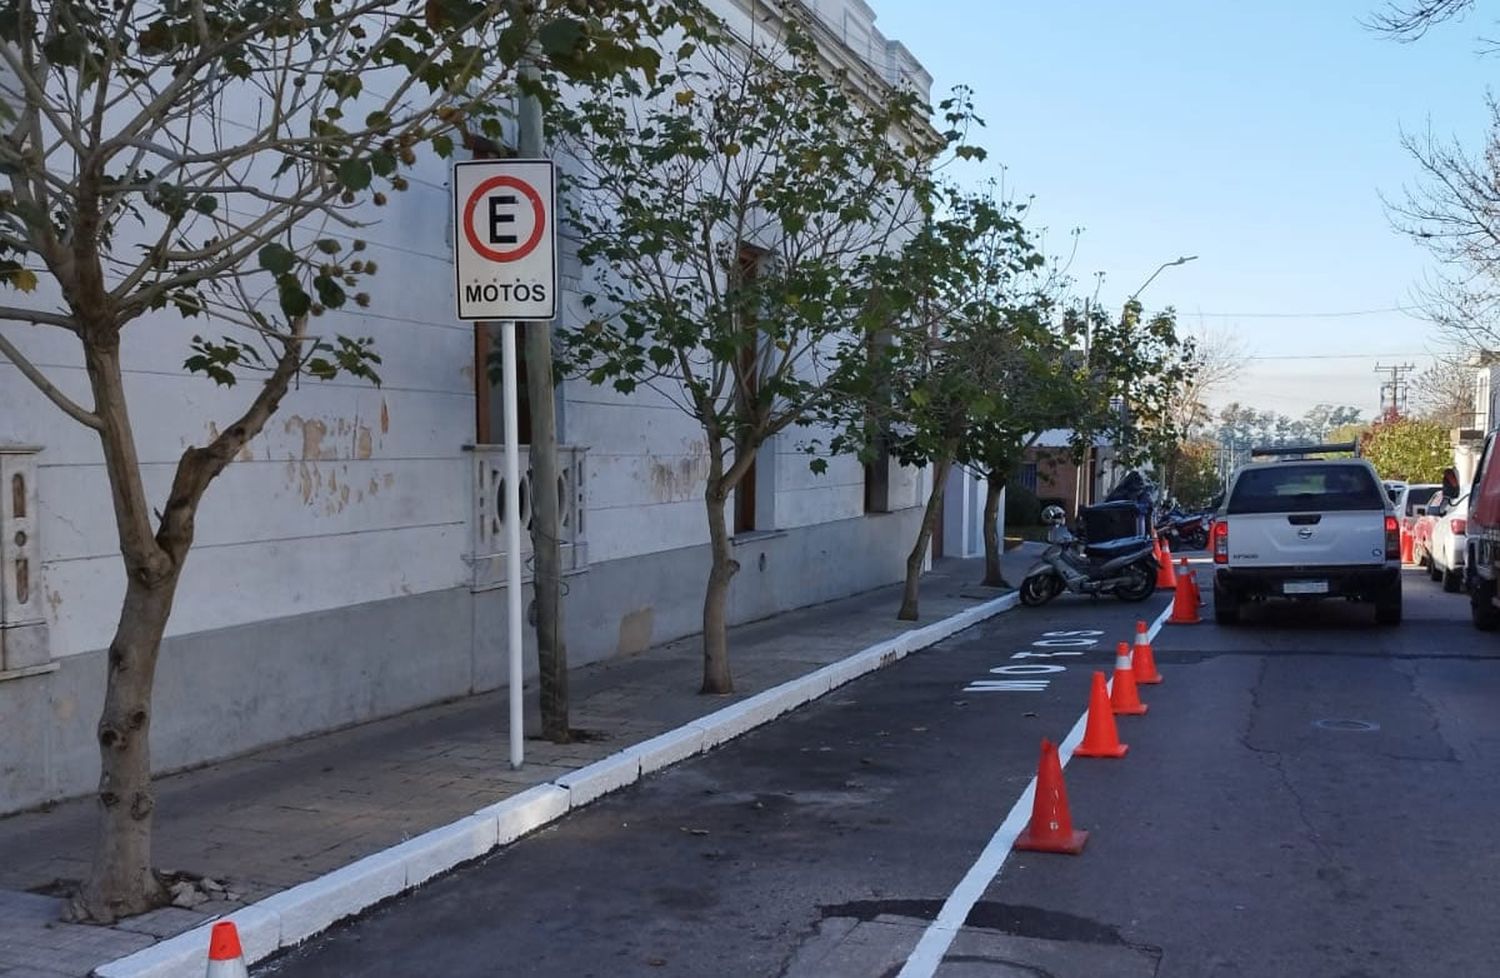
[0,157,474,663]
[0,0,939,811]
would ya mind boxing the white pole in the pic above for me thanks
[501,322,525,770]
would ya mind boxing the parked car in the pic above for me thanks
[1213,454,1401,625]
[1428,490,1469,593]
[1412,489,1445,568]
[1395,482,1442,534]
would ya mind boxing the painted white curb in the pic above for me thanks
[94,590,1019,978]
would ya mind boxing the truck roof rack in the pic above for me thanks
[1248,441,1361,460]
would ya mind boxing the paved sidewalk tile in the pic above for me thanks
[0,553,1028,977]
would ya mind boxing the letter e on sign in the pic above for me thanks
[453,159,557,321]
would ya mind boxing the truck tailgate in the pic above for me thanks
[1228,512,1387,567]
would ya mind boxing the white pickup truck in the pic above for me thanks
[1212,456,1402,625]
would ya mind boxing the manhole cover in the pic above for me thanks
[1314,718,1380,732]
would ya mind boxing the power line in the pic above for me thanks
[1189,305,1420,319]
[1244,352,1436,363]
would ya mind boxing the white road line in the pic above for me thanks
[896,599,1176,978]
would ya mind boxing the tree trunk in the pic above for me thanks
[75,573,179,921]
[523,321,569,742]
[982,470,1009,588]
[70,322,300,922]
[898,455,954,621]
[73,336,175,922]
[701,436,750,694]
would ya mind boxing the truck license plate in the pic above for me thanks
[1284,580,1329,595]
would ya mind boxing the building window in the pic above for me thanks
[1020,462,1039,493]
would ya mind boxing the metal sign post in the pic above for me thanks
[453,159,558,769]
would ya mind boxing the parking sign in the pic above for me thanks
[452,159,557,321]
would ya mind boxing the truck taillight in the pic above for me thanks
[1213,520,1229,564]
[1385,515,1400,559]
[1453,518,1467,535]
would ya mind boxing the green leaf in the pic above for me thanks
[314,275,348,309]
[279,280,312,318]
[337,158,372,191]
[809,458,828,475]
[431,133,455,158]
[537,17,585,57]
[370,151,397,178]
[258,243,295,275]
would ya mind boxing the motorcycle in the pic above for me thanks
[1019,514,1160,607]
[1158,509,1211,551]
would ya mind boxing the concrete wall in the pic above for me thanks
[0,507,921,812]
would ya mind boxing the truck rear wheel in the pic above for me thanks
[1472,578,1500,632]
[1375,582,1402,626]
[1213,581,1240,625]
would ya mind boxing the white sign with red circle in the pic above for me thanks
[452,159,557,321]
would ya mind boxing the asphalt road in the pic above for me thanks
[258,565,1500,978]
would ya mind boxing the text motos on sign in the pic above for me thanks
[453,159,557,321]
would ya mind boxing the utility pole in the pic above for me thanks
[1374,362,1415,419]
[514,11,570,743]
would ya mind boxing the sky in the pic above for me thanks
[872,0,1496,424]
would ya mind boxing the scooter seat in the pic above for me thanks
[1084,536,1151,561]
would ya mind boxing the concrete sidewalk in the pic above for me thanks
[0,552,1035,977]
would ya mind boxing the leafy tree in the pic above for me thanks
[831,183,1046,620]
[1170,439,1224,508]
[962,308,1082,588]
[0,0,677,922]
[1076,299,1193,471]
[551,7,957,693]
[1363,417,1453,481]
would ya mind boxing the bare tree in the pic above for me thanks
[1367,0,1477,39]
[1166,327,1245,439]
[1387,101,1500,350]
[0,0,676,923]
[1414,356,1478,426]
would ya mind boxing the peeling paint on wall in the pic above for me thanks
[648,445,708,503]
[284,415,338,461]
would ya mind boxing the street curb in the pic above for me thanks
[92,590,1019,978]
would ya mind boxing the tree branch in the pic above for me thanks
[0,329,104,429]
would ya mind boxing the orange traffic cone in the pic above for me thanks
[206,921,249,978]
[1133,620,1162,684]
[1156,537,1178,590]
[1109,641,1149,715]
[1014,738,1089,854]
[1169,566,1202,625]
[1180,557,1204,606]
[1401,527,1414,565]
[1075,671,1129,758]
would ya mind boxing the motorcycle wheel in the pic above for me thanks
[1020,573,1062,607]
[1114,562,1157,602]
[1185,528,1209,551]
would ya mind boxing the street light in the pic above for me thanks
[1130,255,1198,301]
